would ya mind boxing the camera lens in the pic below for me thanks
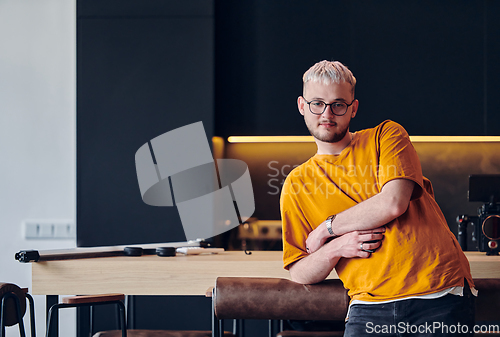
[482,215,500,240]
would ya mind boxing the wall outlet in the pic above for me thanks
[24,220,75,239]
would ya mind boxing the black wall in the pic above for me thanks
[215,0,500,137]
[77,0,214,247]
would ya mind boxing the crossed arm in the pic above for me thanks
[289,178,416,284]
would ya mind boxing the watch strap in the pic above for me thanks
[326,214,336,236]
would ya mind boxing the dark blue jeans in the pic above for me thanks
[344,284,475,336]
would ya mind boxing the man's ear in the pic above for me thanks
[351,99,359,119]
[297,96,306,116]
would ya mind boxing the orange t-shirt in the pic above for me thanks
[281,120,473,302]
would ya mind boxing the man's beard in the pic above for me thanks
[306,120,350,143]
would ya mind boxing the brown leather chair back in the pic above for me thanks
[214,277,349,321]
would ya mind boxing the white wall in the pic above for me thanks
[0,0,76,336]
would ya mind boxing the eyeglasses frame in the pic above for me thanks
[301,96,356,116]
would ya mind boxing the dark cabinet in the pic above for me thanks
[215,0,500,137]
[77,1,214,247]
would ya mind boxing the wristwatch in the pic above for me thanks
[326,214,336,236]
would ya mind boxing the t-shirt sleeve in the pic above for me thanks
[377,120,424,199]
[280,175,312,270]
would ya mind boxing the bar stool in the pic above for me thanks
[48,293,235,337]
[0,283,36,337]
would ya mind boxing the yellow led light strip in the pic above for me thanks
[410,136,500,142]
[227,136,500,143]
[227,136,314,143]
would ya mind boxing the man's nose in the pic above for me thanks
[323,104,336,118]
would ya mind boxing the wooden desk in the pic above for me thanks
[31,251,500,296]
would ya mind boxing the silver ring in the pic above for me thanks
[360,242,363,250]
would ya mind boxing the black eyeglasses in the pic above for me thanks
[302,97,355,116]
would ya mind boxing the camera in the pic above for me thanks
[457,174,500,256]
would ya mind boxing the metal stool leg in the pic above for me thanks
[26,294,36,337]
[219,319,224,337]
[268,320,279,337]
[212,289,218,337]
[1,292,27,337]
[46,296,58,337]
[89,305,94,337]
[47,300,127,337]
[232,319,244,337]
[46,303,62,337]
[115,301,126,337]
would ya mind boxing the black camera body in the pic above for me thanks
[457,174,500,256]
[457,204,500,255]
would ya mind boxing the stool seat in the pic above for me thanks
[94,330,235,337]
[277,331,344,337]
[0,283,27,327]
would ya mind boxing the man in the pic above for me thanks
[281,60,475,336]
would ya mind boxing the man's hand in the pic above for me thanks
[305,220,333,253]
[306,226,386,254]
[323,227,386,257]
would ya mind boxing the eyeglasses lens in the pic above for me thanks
[309,101,347,116]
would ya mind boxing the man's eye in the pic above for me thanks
[311,101,325,107]
[332,103,346,108]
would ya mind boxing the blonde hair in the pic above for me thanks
[303,60,356,95]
